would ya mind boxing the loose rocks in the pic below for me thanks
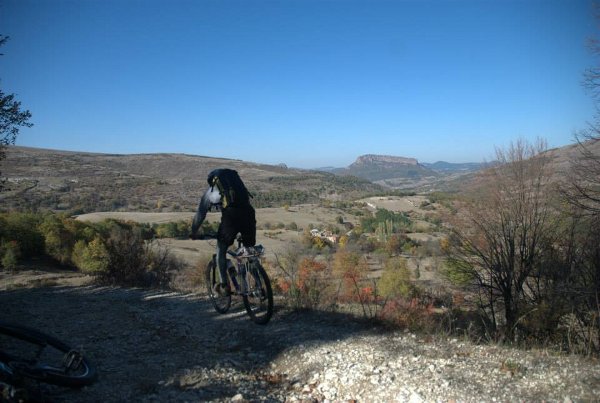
[1,273,599,402]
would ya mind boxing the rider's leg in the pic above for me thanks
[215,239,229,287]
[217,209,238,292]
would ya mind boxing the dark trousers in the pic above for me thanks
[215,204,256,284]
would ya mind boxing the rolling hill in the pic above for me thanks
[0,146,385,213]
[1,139,595,213]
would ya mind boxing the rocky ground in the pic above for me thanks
[1,267,599,402]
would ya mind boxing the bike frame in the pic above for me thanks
[203,234,274,324]
[226,246,265,296]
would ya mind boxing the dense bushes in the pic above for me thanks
[0,212,181,288]
[0,213,45,259]
[94,224,174,287]
[153,220,189,239]
[270,239,452,331]
[39,214,89,265]
[1,240,20,270]
[72,237,108,274]
[360,208,411,234]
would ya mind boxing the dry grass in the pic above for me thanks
[171,257,211,293]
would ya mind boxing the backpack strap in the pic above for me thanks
[206,168,250,208]
[212,175,229,208]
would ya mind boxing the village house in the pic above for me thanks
[310,229,339,244]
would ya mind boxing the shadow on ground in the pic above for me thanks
[0,283,381,402]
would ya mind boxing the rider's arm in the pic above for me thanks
[191,186,221,236]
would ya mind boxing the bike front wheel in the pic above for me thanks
[205,257,231,314]
[243,262,274,325]
[0,321,97,388]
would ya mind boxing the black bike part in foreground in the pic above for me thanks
[205,255,232,314]
[0,321,97,388]
[242,261,273,325]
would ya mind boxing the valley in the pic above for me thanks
[74,195,447,290]
[1,141,599,401]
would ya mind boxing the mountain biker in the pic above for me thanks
[189,168,256,296]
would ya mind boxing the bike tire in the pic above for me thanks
[205,257,231,314]
[0,320,97,388]
[242,262,274,325]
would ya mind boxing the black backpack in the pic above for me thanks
[207,169,252,208]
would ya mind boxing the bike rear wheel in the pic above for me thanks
[0,320,97,388]
[242,262,274,325]
[205,257,231,314]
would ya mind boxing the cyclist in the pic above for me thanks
[189,168,256,296]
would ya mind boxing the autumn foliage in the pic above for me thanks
[276,256,331,309]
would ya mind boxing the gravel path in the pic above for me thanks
[1,270,599,402]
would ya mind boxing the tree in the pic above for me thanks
[561,29,600,215]
[0,35,33,190]
[447,138,556,340]
[555,16,600,353]
[378,257,414,298]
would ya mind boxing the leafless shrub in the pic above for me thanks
[95,226,179,288]
[446,139,557,341]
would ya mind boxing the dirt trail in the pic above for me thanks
[1,269,369,402]
[1,269,599,402]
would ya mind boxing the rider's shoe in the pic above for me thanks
[213,283,231,297]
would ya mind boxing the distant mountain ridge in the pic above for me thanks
[322,154,482,184]
[330,154,434,182]
[314,154,488,190]
[351,154,419,167]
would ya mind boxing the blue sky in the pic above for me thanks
[1,0,596,168]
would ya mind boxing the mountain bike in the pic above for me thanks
[0,320,97,401]
[203,236,274,325]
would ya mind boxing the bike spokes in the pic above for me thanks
[205,259,231,314]
[242,263,273,325]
